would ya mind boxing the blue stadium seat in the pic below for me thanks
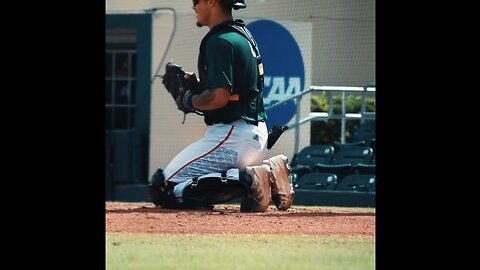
[290,145,335,177]
[351,120,375,143]
[355,150,375,175]
[336,174,375,192]
[295,172,337,190]
[333,120,375,151]
[313,145,374,181]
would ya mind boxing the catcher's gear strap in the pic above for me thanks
[224,19,264,92]
[182,171,250,206]
[229,19,264,125]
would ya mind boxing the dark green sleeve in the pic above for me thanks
[205,37,234,92]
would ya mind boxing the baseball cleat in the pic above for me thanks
[241,164,272,212]
[263,154,294,211]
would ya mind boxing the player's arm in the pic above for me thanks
[190,87,230,111]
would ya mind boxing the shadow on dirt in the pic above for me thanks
[106,206,216,214]
[106,205,374,217]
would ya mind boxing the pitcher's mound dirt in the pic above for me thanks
[106,202,375,237]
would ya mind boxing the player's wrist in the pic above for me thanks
[183,91,194,112]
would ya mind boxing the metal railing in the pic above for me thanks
[265,85,376,154]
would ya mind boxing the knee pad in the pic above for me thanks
[147,169,179,208]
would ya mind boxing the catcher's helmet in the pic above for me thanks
[232,0,247,10]
[193,0,246,10]
[223,0,247,10]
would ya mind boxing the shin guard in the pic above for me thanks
[182,171,249,208]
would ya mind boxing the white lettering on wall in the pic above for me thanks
[263,76,301,104]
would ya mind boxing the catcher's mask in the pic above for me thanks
[192,0,246,10]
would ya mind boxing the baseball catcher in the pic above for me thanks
[148,0,294,212]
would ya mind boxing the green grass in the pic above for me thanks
[290,205,376,213]
[106,233,375,270]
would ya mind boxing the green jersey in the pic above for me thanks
[198,20,266,125]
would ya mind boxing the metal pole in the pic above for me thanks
[294,95,301,155]
[360,87,367,125]
[328,91,334,115]
[341,91,346,144]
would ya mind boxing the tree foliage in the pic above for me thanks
[310,92,375,145]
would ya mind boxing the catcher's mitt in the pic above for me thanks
[158,62,203,119]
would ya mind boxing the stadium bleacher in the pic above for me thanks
[290,120,375,207]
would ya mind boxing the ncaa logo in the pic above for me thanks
[248,20,305,130]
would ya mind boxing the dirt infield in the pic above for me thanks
[106,202,375,237]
